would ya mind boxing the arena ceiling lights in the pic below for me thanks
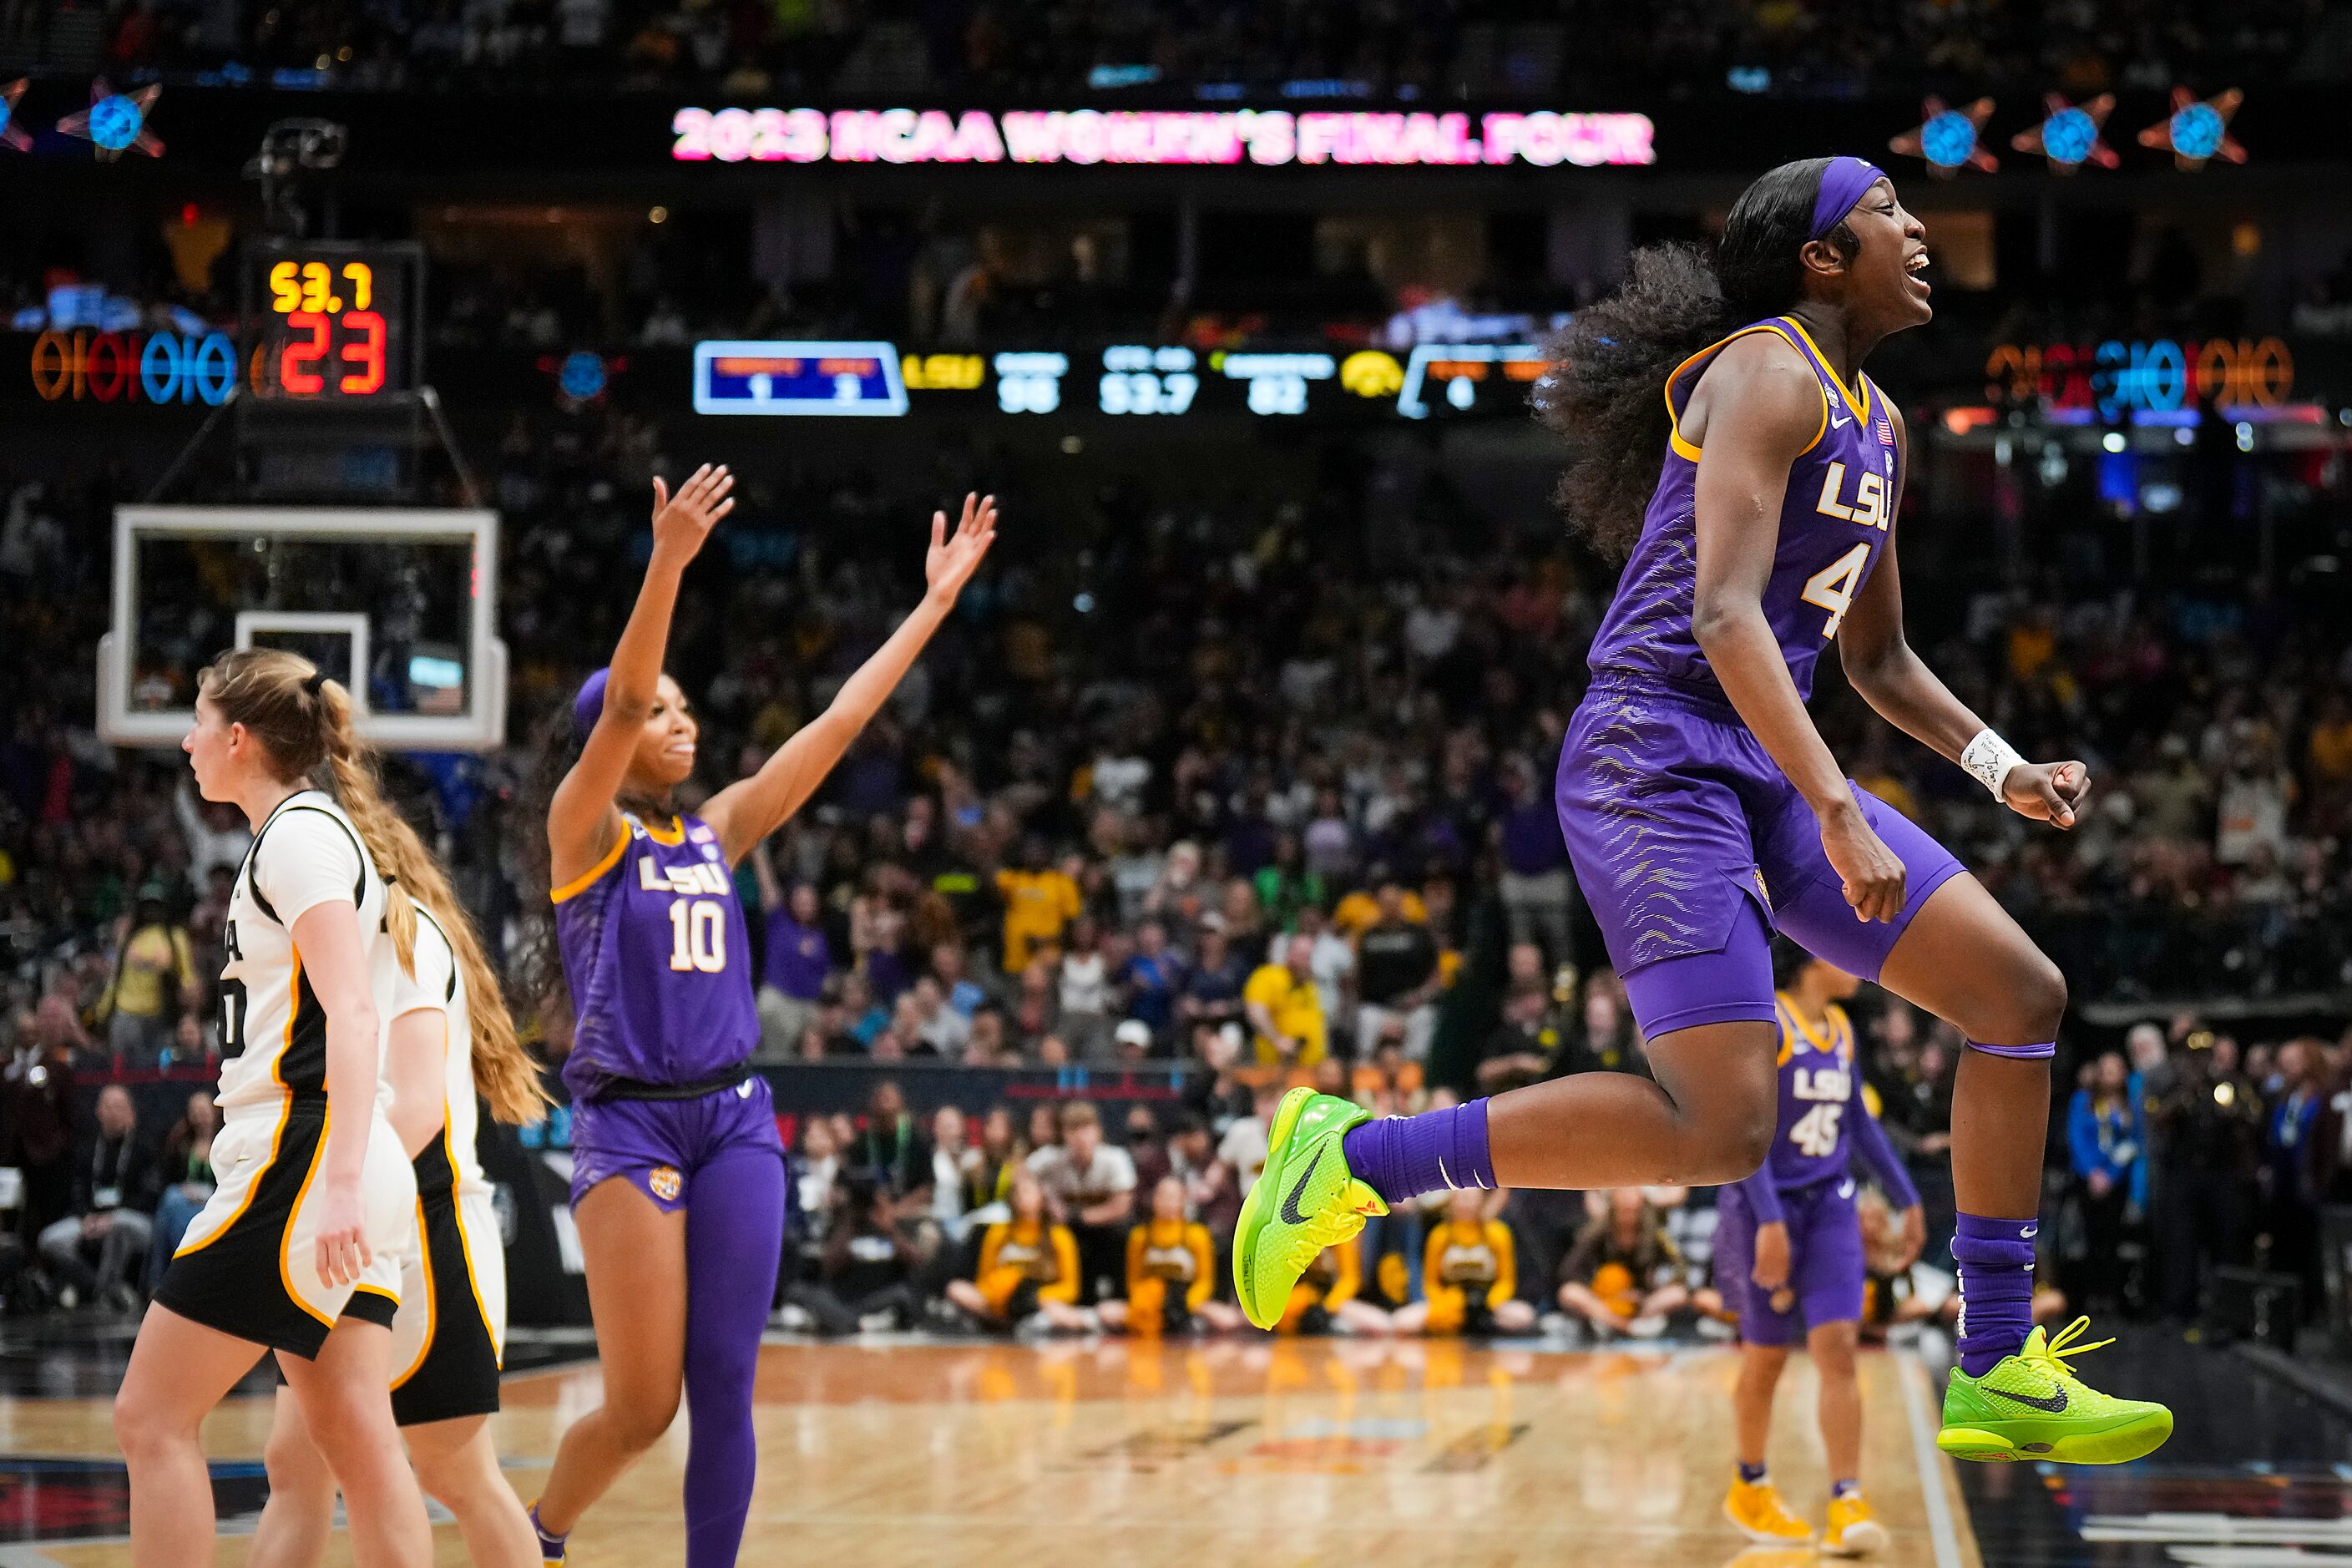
[670,106,1655,168]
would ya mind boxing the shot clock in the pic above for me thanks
[245,240,422,403]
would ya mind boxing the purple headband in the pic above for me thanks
[1810,156,1886,240]
[572,667,610,738]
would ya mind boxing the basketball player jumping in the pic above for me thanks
[1236,157,2172,1465]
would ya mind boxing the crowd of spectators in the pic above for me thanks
[12,0,2343,102]
[0,347,2350,1328]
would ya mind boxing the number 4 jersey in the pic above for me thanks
[1584,314,1901,702]
[553,810,760,1096]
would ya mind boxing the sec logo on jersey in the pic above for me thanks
[649,1166,683,1202]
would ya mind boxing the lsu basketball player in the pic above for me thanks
[1717,945,1920,1555]
[249,811,550,1568]
[1236,156,2173,1464]
[117,652,430,1565]
[529,468,998,1567]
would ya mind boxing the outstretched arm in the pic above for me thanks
[1690,337,1904,923]
[548,466,735,887]
[706,493,998,863]
[1837,404,2088,828]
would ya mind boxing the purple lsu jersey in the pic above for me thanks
[1584,316,1902,703]
[1753,996,1917,1206]
[553,811,761,1097]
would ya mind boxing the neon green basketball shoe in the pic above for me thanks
[1232,1088,1387,1330]
[1937,1318,2173,1464]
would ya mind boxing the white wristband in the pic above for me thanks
[1960,729,2027,800]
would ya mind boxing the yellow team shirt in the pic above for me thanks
[995,868,1081,973]
[1423,1218,1517,1331]
[108,924,197,1020]
[1243,961,1327,1067]
[1125,1218,1214,1317]
[975,1217,1080,1313]
[1331,888,1426,939]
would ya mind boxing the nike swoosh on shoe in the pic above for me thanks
[1280,1146,1324,1226]
[1988,1385,2068,1414]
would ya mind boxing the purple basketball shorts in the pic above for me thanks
[1558,673,1964,1038]
[1712,1177,1868,1345]
[569,1074,783,1214]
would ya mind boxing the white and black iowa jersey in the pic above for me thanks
[386,904,487,1197]
[215,789,392,1118]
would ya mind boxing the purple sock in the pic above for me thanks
[1342,1099,1495,1206]
[1952,1211,2038,1378]
[1738,1461,1768,1485]
[529,1502,568,1562]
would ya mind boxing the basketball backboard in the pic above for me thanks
[99,506,507,751]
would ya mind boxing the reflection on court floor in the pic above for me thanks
[0,1335,1979,1568]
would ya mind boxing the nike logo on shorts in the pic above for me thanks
[1281,1146,1324,1225]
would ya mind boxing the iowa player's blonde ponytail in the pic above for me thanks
[308,675,422,975]
[196,648,549,1125]
[364,811,551,1126]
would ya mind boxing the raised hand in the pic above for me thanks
[2002,759,2091,830]
[925,492,999,604]
[650,463,736,564]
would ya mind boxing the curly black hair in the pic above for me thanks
[1536,158,1861,559]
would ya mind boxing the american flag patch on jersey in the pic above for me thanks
[1875,414,1894,447]
[688,822,716,844]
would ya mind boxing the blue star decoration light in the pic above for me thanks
[2012,93,2117,173]
[1890,95,1997,177]
[58,78,164,160]
[0,80,28,152]
[539,350,629,409]
[2138,86,2243,171]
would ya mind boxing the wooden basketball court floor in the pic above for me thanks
[0,1336,1983,1567]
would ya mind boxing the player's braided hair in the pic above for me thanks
[1536,157,1859,560]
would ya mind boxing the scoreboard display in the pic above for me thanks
[246,241,422,402]
[694,341,908,416]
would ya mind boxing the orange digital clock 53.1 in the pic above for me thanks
[245,241,420,402]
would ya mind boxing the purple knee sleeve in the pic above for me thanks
[1965,1039,2056,1060]
[1343,1099,1495,1207]
[1952,1211,2037,1378]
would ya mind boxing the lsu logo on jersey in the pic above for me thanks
[648,1166,683,1202]
[1813,458,1893,530]
[639,857,732,896]
[1793,1062,1852,1103]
